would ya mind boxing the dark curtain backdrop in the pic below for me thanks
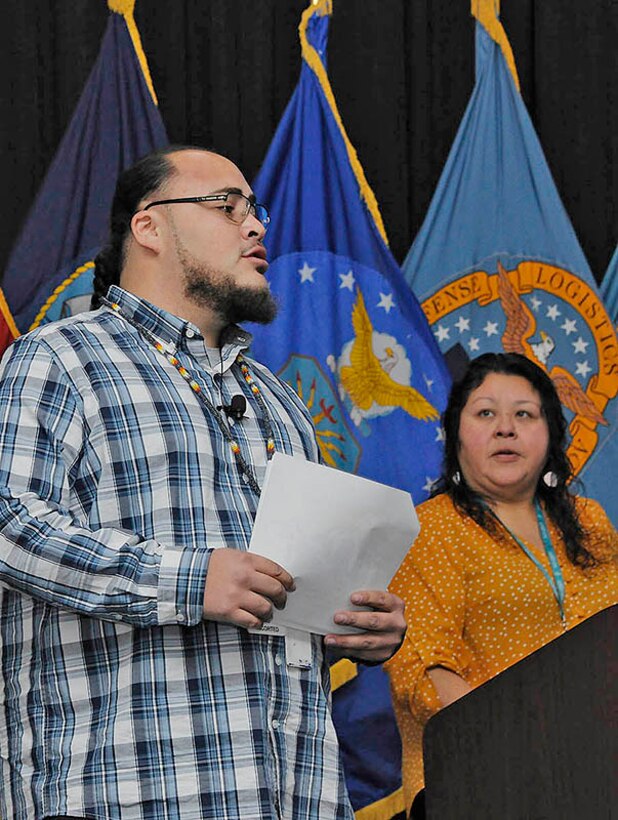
[2,0,616,285]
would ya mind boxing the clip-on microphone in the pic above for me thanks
[218,394,247,421]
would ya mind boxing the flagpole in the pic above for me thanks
[299,0,389,246]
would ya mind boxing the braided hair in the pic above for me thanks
[91,145,206,309]
[433,352,593,566]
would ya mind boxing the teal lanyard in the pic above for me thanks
[488,498,566,624]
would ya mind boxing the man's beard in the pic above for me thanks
[176,241,278,326]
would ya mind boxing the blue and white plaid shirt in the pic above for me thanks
[0,286,353,820]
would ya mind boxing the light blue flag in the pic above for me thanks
[249,1,451,815]
[402,8,618,524]
[2,1,168,333]
[600,245,618,325]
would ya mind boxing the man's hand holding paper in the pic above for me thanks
[325,589,406,663]
[248,453,418,659]
[203,548,296,629]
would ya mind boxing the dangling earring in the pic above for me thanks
[452,471,461,486]
[543,470,558,488]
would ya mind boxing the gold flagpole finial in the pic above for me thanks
[107,0,136,15]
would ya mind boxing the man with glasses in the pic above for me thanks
[0,146,406,820]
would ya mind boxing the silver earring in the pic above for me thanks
[543,470,558,488]
[452,471,461,486]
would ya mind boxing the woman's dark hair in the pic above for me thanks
[91,145,207,309]
[434,352,592,566]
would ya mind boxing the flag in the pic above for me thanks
[402,0,618,524]
[0,290,19,358]
[600,245,618,325]
[2,0,168,333]
[250,1,451,815]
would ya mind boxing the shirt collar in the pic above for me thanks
[105,285,253,369]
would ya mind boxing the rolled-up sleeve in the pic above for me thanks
[385,500,472,724]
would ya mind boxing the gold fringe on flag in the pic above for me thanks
[328,659,407,817]
[107,0,159,105]
[471,0,520,91]
[329,658,358,692]
[354,787,405,820]
[298,0,389,246]
[0,289,20,340]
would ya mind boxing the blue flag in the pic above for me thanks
[600,245,618,326]
[250,1,450,815]
[2,1,168,333]
[402,3,618,524]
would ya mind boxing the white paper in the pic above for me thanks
[248,452,420,635]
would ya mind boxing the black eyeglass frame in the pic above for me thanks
[141,193,270,229]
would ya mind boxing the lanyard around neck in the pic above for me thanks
[101,297,275,495]
[488,498,566,624]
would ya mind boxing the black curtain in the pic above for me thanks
[2,0,616,284]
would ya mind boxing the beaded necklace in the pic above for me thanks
[102,297,275,495]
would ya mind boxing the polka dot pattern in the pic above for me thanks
[384,493,618,809]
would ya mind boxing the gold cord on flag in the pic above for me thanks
[299,0,389,246]
[471,0,520,91]
[107,0,159,105]
[29,262,95,331]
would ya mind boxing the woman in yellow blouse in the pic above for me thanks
[385,352,618,815]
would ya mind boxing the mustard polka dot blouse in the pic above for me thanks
[384,492,618,809]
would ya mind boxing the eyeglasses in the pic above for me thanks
[142,192,270,230]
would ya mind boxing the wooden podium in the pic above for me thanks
[423,605,618,820]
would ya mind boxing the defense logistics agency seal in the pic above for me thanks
[422,261,618,476]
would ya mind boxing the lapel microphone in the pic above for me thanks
[218,394,247,421]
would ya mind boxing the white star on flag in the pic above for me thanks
[339,270,355,291]
[468,337,480,351]
[561,318,577,335]
[546,304,561,320]
[377,292,395,313]
[435,426,445,442]
[298,261,316,283]
[575,360,592,378]
[483,320,498,337]
[435,324,450,342]
[572,337,589,354]
[455,316,470,333]
[530,296,542,312]
[422,476,438,494]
